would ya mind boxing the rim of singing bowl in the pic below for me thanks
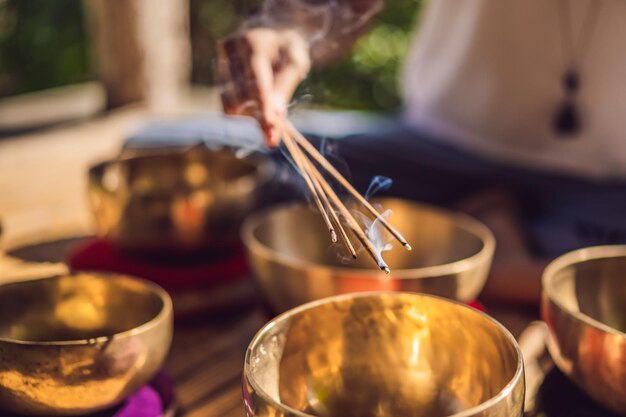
[241,199,495,279]
[89,146,275,194]
[0,272,173,346]
[543,245,626,338]
[244,291,524,417]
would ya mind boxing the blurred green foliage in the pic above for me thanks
[189,0,248,86]
[191,0,423,111]
[305,0,423,110]
[0,0,92,98]
[0,0,422,110]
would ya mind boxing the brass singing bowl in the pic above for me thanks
[542,246,626,415]
[242,198,494,313]
[244,292,525,417]
[88,147,274,254]
[0,272,173,415]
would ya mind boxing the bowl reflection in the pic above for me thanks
[542,245,626,415]
[242,198,495,313]
[244,292,524,417]
[0,273,173,416]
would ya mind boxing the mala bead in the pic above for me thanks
[563,70,580,92]
[553,99,580,136]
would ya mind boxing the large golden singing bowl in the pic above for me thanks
[542,246,626,415]
[244,292,525,417]
[89,147,274,254]
[0,273,173,415]
[242,198,494,313]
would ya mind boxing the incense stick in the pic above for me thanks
[307,158,388,272]
[276,118,404,274]
[285,120,412,251]
[281,130,337,243]
[300,153,358,259]
[284,125,358,259]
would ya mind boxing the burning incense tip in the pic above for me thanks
[280,118,409,274]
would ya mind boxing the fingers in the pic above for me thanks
[249,52,276,128]
[273,55,309,114]
[274,34,311,111]
[217,32,278,147]
[216,28,311,148]
[217,38,263,114]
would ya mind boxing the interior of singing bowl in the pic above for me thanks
[249,198,491,272]
[247,293,521,417]
[91,147,260,193]
[545,249,626,333]
[0,274,165,342]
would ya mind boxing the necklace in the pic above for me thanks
[553,0,604,137]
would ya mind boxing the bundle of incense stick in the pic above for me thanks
[277,118,411,274]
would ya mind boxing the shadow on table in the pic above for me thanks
[7,236,89,263]
[531,367,621,417]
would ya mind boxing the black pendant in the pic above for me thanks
[553,69,582,137]
[563,69,580,92]
[553,99,581,136]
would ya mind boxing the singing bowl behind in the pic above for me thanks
[244,292,525,417]
[0,273,173,416]
[242,198,494,313]
[88,147,274,254]
[542,246,626,415]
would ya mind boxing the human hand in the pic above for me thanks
[217,27,311,147]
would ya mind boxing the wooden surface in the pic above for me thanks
[0,91,250,416]
[0,234,262,417]
[0,100,536,417]
[1,234,538,417]
[164,308,264,417]
[0,86,218,250]
[0,94,617,417]
[1,231,619,417]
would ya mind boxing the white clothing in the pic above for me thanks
[402,0,626,179]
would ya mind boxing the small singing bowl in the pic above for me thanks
[542,246,626,415]
[88,147,274,254]
[242,198,494,313]
[243,292,525,417]
[0,272,173,416]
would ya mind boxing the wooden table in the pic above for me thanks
[0,100,617,417]
[164,308,264,417]
[165,304,537,417]
[0,234,258,417]
[1,234,537,417]
[4,236,622,417]
[0,96,254,417]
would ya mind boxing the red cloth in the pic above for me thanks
[466,299,486,313]
[67,238,249,292]
[67,239,486,316]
